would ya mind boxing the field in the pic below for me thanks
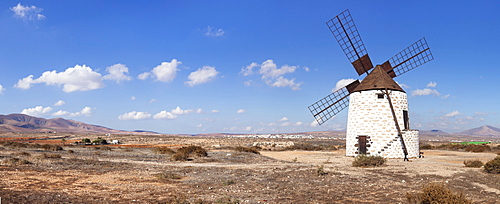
[0,133,499,203]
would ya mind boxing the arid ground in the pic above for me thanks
[0,134,499,203]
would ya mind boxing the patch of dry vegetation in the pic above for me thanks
[233,146,260,154]
[463,159,483,168]
[284,142,337,151]
[483,156,500,174]
[172,145,208,161]
[152,146,175,155]
[2,157,31,165]
[40,153,62,158]
[155,172,182,180]
[0,141,63,151]
[406,183,472,204]
[352,154,386,167]
[435,143,492,152]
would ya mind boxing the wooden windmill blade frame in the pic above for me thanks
[381,38,434,78]
[308,80,360,125]
[327,9,374,76]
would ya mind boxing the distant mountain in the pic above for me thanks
[419,129,449,135]
[0,114,157,134]
[456,125,500,137]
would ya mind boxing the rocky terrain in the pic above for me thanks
[0,134,499,203]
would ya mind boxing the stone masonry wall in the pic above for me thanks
[346,90,419,158]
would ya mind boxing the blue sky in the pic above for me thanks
[0,1,499,134]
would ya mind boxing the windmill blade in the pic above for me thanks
[381,37,434,78]
[327,9,374,76]
[308,80,360,125]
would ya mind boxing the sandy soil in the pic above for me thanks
[0,135,499,203]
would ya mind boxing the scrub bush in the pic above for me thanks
[352,154,386,167]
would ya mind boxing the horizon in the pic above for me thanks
[1,1,499,134]
[1,112,499,135]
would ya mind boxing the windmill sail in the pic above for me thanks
[381,38,434,78]
[308,80,360,125]
[327,9,373,76]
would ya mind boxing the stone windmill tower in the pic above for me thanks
[308,9,434,160]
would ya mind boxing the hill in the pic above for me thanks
[456,125,500,137]
[0,114,156,134]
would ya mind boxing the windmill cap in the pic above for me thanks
[353,65,405,92]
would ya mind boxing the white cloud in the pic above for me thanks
[185,66,219,87]
[278,117,289,122]
[103,63,132,83]
[14,75,35,89]
[211,110,219,113]
[10,3,45,21]
[137,72,150,80]
[52,110,70,116]
[281,122,291,127]
[426,81,437,88]
[240,62,258,76]
[259,60,297,79]
[52,107,93,117]
[236,109,246,113]
[152,59,181,82]
[171,106,193,115]
[441,94,450,99]
[153,111,177,119]
[79,107,92,116]
[205,26,225,37]
[267,76,302,90]
[118,111,151,120]
[309,120,319,127]
[332,78,356,92]
[444,110,461,118]
[398,83,411,89]
[411,88,440,96]
[152,106,202,119]
[149,99,156,103]
[245,126,252,131]
[139,59,181,82]
[241,59,304,90]
[131,96,136,100]
[21,106,53,117]
[295,121,303,126]
[54,100,65,106]
[15,65,105,92]
[243,80,253,86]
[196,124,203,128]
[0,85,5,95]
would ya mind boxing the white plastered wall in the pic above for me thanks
[345,90,419,158]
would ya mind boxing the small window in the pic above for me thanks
[403,110,409,130]
[377,93,384,99]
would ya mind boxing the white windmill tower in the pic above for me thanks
[308,10,434,160]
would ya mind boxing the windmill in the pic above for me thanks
[308,9,433,160]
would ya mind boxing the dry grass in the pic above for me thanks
[436,143,492,153]
[406,182,472,204]
[41,153,62,158]
[483,156,500,174]
[352,154,386,167]
[233,146,260,154]
[152,146,175,155]
[2,157,31,165]
[463,159,484,168]
[155,172,182,180]
[172,145,207,161]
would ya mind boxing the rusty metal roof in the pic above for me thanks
[353,65,405,92]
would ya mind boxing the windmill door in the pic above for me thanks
[358,136,367,154]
